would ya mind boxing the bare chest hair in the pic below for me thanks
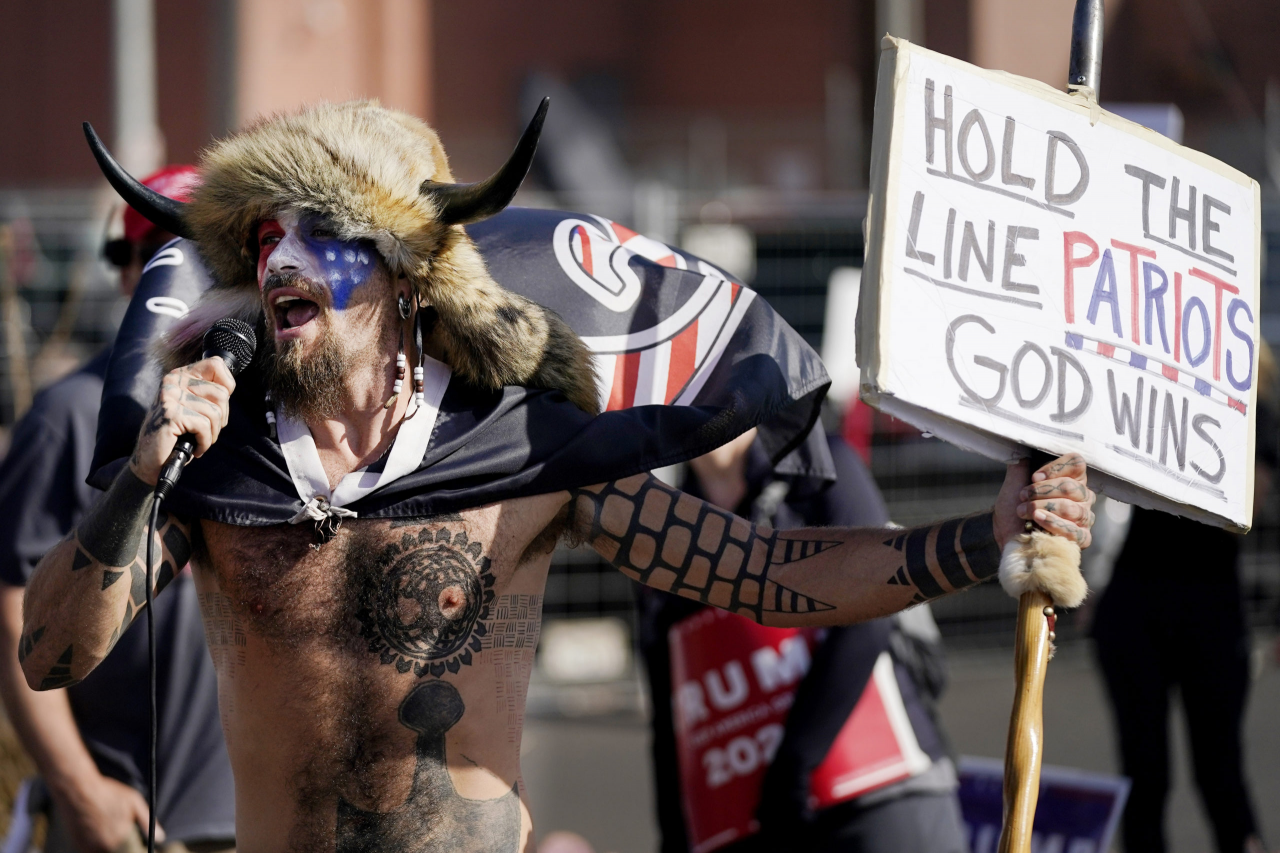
[196,513,519,678]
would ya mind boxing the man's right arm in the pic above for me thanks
[19,469,193,689]
[20,356,234,690]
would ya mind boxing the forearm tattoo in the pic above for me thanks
[571,476,841,622]
[16,626,43,666]
[104,510,191,645]
[19,620,76,690]
[37,645,76,690]
[883,513,1001,602]
[77,467,155,567]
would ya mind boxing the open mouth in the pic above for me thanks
[271,291,322,332]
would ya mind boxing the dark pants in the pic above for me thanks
[1093,573,1258,853]
[807,792,968,853]
[722,792,968,853]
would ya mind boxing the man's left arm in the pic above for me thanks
[570,454,1094,627]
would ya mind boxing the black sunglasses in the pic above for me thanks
[103,238,164,269]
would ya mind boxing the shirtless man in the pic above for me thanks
[20,102,1096,852]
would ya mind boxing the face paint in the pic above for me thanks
[257,211,377,310]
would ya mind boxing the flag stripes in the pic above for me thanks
[1065,332,1246,415]
[594,280,748,411]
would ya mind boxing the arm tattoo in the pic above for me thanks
[78,467,155,567]
[883,513,1001,602]
[105,510,191,642]
[572,477,841,622]
[38,645,77,690]
[143,393,170,437]
[17,626,44,664]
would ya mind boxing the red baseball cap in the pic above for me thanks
[123,165,200,243]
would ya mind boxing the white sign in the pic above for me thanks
[860,39,1261,530]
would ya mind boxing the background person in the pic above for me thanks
[637,427,967,853]
[1091,342,1279,853]
[0,166,235,853]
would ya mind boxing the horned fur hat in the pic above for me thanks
[85,99,599,414]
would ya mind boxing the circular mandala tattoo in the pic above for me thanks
[358,526,495,679]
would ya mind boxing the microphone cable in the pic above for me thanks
[139,318,255,853]
[145,495,161,853]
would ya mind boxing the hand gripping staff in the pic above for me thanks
[995,465,1089,853]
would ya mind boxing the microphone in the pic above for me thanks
[154,318,257,501]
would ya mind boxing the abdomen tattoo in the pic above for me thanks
[336,681,520,852]
[571,476,841,622]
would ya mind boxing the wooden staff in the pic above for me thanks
[997,589,1055,853]
[996,7,1104,849]
[996,506,1086,851]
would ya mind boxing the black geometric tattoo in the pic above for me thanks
[335,680,520,852]
[17,626,44,664]
[479,595,542,651]
[484,594,541,744]
[883,512,1001,602]
[356,527,495,679]
[39,645,76,690]
[143,395,169,437]
[78,467,155,568]
[571,476,841,622]
[112,511,189,639]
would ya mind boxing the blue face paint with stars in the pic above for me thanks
[298,214,377,310]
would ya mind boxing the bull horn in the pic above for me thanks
[420,97,549,226]
[82,122,192,240]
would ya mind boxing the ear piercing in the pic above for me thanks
[413,305,426,408]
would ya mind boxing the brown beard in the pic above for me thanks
[262,322,347,422]
[260,273,391,421]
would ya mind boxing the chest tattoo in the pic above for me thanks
[355,525,496,679]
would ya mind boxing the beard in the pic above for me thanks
[260,272,390,422]
[262,321,347,422]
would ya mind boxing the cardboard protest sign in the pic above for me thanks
[860,38,1262,530]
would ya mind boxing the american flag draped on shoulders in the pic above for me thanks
[90,207,834,524]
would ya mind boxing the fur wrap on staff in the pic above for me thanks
[998,531,1088,610]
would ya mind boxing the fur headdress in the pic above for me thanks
[84,100,599,414]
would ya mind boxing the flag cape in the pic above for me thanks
[90,208,832,524]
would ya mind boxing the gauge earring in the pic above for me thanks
[385,294,410,409]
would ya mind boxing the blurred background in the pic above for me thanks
[0,0,1277,850]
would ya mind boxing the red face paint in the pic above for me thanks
[257,219,285,287]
